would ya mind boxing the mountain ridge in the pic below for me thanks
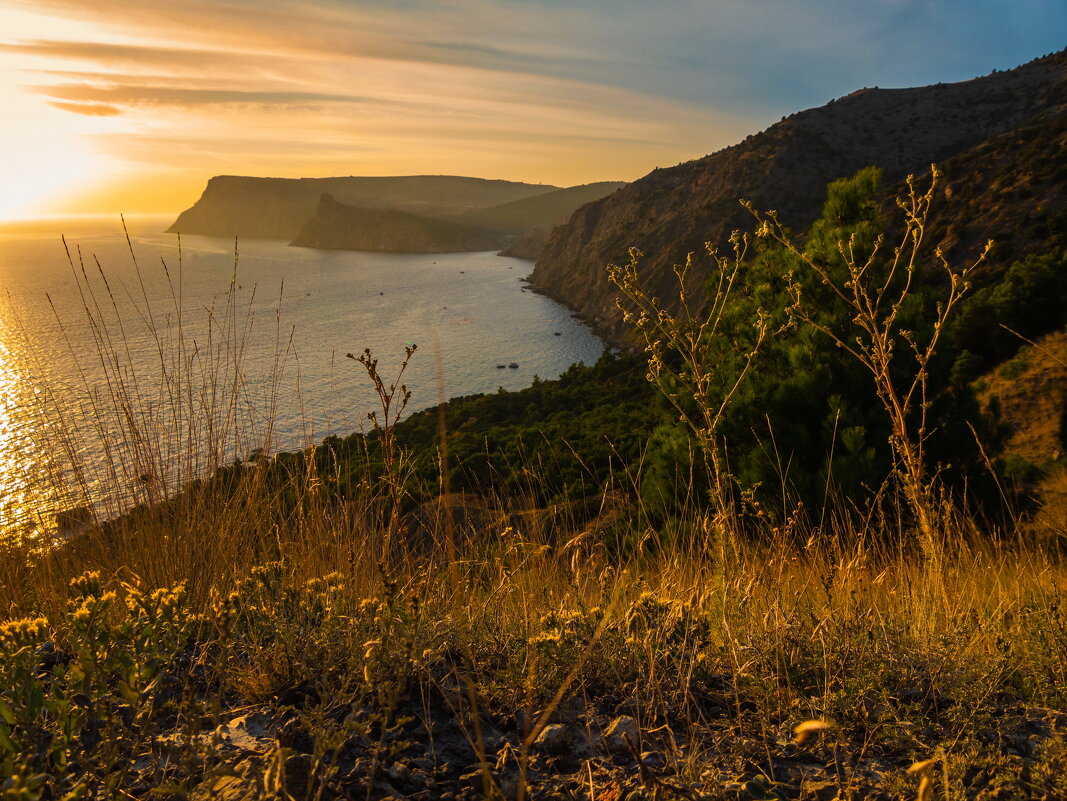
[167,175,625,256]
[450,181,627,236]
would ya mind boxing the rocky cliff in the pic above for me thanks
[289,194,499,253]
[498,227,551,260]
[531,50,1067,345]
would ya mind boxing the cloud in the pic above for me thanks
[0,39,319,80]
[46,100,123,116]
[33,82,382,108]
[10,0,1063,120]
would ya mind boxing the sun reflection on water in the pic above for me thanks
[0,309,52,543]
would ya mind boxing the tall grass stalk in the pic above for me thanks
[0,231,368,607]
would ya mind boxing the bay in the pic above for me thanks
[0,215,603,540]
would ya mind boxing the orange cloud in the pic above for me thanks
[34,82,372,108]
[0,39,317,79]
[0,0,757,216]
[47,100,123,116]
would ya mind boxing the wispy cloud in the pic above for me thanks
[0,39,324,83]
[46,100,122,116]
[12,0,1064,109]
[34,83,382,109]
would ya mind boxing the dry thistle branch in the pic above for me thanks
[607,235,772,517]
[347,344,417,553]
[746,166,990,554]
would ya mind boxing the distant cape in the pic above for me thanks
[167,174,625,257]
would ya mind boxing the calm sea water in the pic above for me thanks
[0,215,603,540]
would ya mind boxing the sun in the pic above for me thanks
[0,127,108,220]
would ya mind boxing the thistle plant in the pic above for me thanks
[747,166,990,556]
[608,236,772,519]
[347,344,417,556]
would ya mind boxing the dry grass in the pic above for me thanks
[1,238,1066,799]
[3,497,1066,798]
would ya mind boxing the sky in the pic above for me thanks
[0,0,1063,219]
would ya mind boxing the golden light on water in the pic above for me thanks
[0,310,49,540]
[0,280,104,545]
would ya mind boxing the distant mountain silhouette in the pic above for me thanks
[530,50,1067,345]
[457,181,627,259]
[452,182,627,236]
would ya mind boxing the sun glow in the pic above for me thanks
[0,9,126,219]
[0,123,108,220]
[0,1,751,218]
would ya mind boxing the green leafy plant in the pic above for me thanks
[0,571,208,799]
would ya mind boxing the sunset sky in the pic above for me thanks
[0,0,1063,219]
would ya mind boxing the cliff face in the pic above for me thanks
[289,194,499,253]
[531,50,1067,345]
[168,175,560,240]
[922,113,1067,272]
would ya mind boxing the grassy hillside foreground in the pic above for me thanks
[2,171,1067,800]
[3,506,1066,800]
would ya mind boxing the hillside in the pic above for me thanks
[167,175,559,240]
[923,112,1067,271]
[497,226,552,260]
[452,181,627,236]
[531,50,1067,345]
[289,193,498,253]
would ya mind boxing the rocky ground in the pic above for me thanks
[119,677,1067,800]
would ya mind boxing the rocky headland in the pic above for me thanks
[168,175,624,257]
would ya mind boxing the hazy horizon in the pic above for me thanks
[1,0,1064,221]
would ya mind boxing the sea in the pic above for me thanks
[0,215,603,541]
